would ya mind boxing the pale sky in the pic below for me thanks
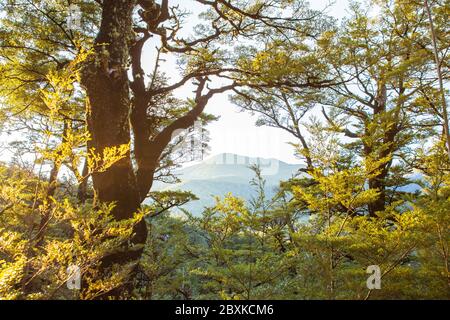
[156,0,348,163]
[187,1,350,164]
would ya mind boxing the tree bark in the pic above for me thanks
[79,0,236,298]
[80,0,147,297]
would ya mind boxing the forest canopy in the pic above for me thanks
[0,0,448,300]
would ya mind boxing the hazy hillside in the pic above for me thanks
[151,153,304,214]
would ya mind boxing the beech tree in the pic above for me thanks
[232,1,449,219]
[316,0,448,216]
[0,0,448,300]
[0,0,331,297]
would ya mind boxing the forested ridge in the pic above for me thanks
[0,0,448,300]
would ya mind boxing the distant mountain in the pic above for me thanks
[151,153,304,215]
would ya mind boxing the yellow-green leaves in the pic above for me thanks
[294,166,381,216]
[87,143,130,174]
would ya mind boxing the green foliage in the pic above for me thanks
[0,48,144,299]
[0,0,448,300]
[146,152,448,299]
[0,163,143,299]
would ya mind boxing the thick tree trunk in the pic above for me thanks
[79,0,233,298]
[80,0,147,297]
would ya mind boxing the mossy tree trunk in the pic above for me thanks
[81,0,147,297]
